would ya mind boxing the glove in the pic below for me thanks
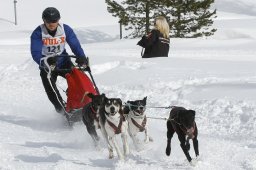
[47,57,56,65]
[46,57,56,71]
[85,66,91,72]
[49,65,56,71]
[75,57,88,66]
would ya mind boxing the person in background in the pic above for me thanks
[137,16,170,58]
[30,7,87,114]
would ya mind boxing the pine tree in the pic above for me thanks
[167,0,217,37]
[106,0,160,38]
[105,0,217,38]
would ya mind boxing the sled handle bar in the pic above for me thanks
[39,54,87,67]
[56,55,85,59]
[39,55,90,73]
[56,66,90,73]
[43,54,82,59]
[39,65,90,73]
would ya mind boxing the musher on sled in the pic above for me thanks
[30,7,88,115]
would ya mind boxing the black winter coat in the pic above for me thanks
[137,29,170,58]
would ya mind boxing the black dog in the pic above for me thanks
[165,106,199,162]
[82,93,106,147]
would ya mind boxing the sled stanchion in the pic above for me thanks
[40,55,69,118]
[87,68,100,94]
[39,55,100,126]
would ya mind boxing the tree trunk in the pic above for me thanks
[145,1,150,34]
[177,7,181,37]
[119,21,122,39]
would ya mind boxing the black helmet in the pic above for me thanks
[42,7,60,23]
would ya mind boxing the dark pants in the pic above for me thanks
[40,61,73,112]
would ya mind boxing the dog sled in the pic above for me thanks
[41,55,99,126]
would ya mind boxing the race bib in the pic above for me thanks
[41,23,66,56]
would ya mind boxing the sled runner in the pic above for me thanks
[40,55,99,126]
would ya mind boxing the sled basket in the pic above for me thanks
[65,67,98,113]
[40,55,99,124]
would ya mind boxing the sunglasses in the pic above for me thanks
[45,20,59,24]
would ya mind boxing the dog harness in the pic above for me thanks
[131,117,147,132]
[105,111,125,134]
[170,119,196,139]
[89,105,100,124]
[168,110,196,139]
[107,117,123,134]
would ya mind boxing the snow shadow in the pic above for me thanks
[0,114,70,132]
[15,153,63,163]
[89,158,114,169]
[15,153,89,166]
[20,141,83,150]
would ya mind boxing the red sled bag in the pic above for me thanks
[65,68,97,112]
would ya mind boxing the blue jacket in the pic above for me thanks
[30,24,86,68]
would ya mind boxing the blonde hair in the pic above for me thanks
[154,16,170,38]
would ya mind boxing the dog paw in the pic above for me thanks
[109,152,114,159]
[149,136,153,142]
[144,137,149,143]
[189,159,197,166]
[118,155,125,160]
[109,155,114,159]
[95,136,100,141]
[195,155,200,161]
[95,145,101,151]
[165,147,171,156]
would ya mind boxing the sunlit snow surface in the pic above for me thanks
[0,0,256,169]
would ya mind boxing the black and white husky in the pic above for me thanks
[99,97,129,160]
[123,97,153,150]
[82,93,106,147]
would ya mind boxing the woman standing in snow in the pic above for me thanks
[30,7,87,114]
[137,16,170,58]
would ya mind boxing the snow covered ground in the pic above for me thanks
[0,0,256,169]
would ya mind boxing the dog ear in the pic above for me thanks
[104,96,108,103]
[143,96,147,102]
[87,93,94,98]
[100,93,106,101]
[117,98,122,105]
[188,110,196,117]
[101,93,106,99]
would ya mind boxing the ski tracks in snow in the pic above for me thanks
[1,42,256,169]
[89,59,256,169]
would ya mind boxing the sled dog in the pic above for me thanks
[123,97,153,150]
[82,93,106,147]
[165,106,199,163]
[99,97,129,160]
